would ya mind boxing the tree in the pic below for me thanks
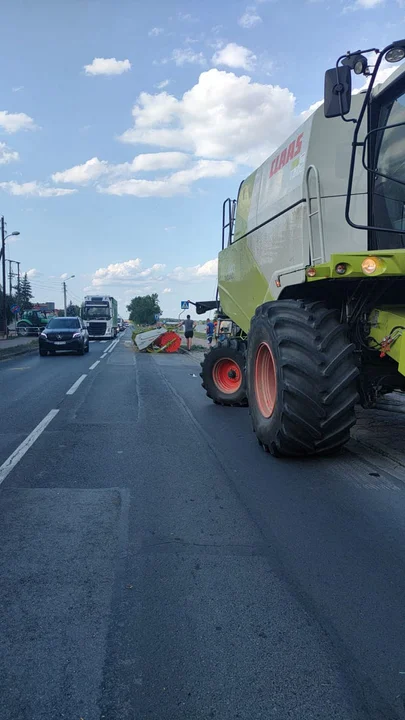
[127,293,161,325]
[66,302,81,317]
[20,273,34,311]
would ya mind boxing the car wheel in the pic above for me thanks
[39,348,47,357]
[85,341,90,353]
[78,344,85,356]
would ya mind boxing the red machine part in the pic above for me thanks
[154,331,182,353]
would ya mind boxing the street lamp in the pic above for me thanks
[62,274,75,316]
[1,218,20,337]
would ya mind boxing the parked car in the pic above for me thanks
[39,316,89,356]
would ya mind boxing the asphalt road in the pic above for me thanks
[1,330,405,719]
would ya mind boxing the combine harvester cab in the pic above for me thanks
[199,39,405,457]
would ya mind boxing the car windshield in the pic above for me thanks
[47,318,80,329]
[82,307,111,320]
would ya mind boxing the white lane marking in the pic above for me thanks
[89,360,100,371]
[100,340,107,344]
[100,353,107,359]
[105,340,114,352]
[66,374,87,395]
[0,409,59,486]
[108,339,119,353]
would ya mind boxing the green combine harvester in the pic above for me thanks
[198,39,405,457]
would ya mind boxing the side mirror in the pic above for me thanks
[324,66,352,119]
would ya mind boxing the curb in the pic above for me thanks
[0,341,38,362]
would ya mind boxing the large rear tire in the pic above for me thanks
[247,300,359,457]
[200,338,248,406]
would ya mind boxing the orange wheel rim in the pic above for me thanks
[213,358,242,394]
[255,342,277,418]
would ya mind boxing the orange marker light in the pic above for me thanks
[362,256,380,275]
[306,267,316,277]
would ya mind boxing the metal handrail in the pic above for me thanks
[305,164,325,265]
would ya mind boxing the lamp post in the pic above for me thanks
[0,216,20,337]
[62,275,75,316]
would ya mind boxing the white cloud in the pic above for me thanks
[238,6,262,28]
[149,27,164,36]
[119,68,296,166]
[165,226,176,231]
[172,48,206,66]
[84,57,131,76]
[12,86,24,93]
[169,258,218,281]
[163,287,172,293]
[52,157,109,184]
[0,181,77,197]
[357,0,383,6]
[131,152,189,172]
[26,268,41,278]
[0,110,36,133]
[178,12,199,21]
[156,79,170,89]
[100,159,236,197]
[90,259,166,288]
[299,99,323,122]
[212,43,256,70]
[0,142,19,164]
[52,152,191,188]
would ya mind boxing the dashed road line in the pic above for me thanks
[66,374,87,395]
[0,409,59,486]
[101,353,107,359]
[89,360,100,371]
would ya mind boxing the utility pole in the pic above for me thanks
[63,281,67,316]
[8,260,12,298]
[1,217,6,337]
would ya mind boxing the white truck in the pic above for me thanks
[81,296,118,339]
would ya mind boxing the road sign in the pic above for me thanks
[10,305,20,314]
[181,301,189,310]
[154,313,161,321]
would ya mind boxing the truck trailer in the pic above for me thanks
[198,39,405,457]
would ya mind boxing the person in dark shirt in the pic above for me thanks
[206,318,214,346]
[178,314,196,351]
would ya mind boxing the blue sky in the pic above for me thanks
[0,0,403,316]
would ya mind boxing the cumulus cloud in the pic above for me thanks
[119,68,296,166]
[169,258,218,281]
[238,6,262,28]
[212,43,256,70]
[99,159,236,197]
[149,27,164,36]
[0,181,76,197]
[172,48,206,66]
[26,268,41,278]
[52,157,109,184]
[0,110,36,133]
[0,142,19,164]
[89,259,166,288]
[357,0,383,6]
[52,152,192,188]
[88,257,217,290]
[84,57,131,76]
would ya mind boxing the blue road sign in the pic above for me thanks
[181,301,189,310]
[11,305,20,314]
[154,313,161,321]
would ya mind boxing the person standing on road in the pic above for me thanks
[179,315,196,351]
[206,318,215,346]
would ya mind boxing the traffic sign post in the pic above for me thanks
[181,301,189,310]
[10,305,20,314]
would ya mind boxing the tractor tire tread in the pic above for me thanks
[248,299,359,457]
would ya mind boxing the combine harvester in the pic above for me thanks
[195,38,405,457]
